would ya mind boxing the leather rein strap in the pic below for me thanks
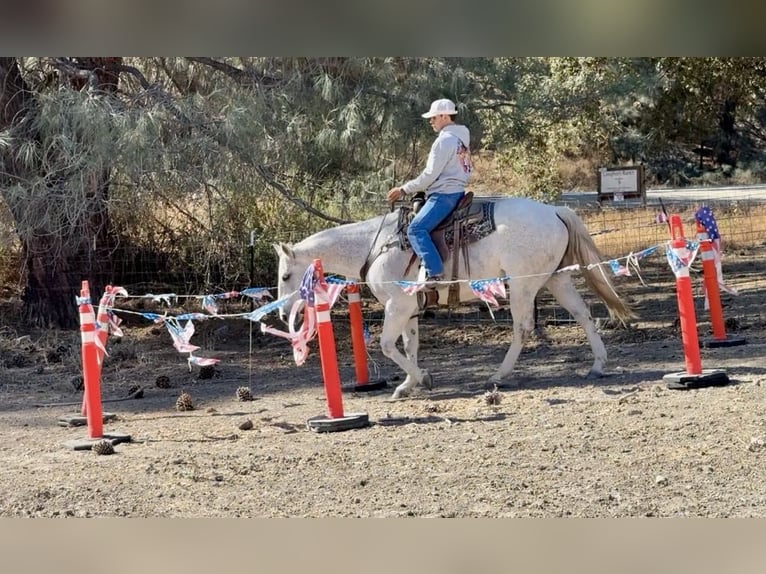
[359,210,390,282]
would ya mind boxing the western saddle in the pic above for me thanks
[397,191,495,308]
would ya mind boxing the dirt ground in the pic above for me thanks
[1,250,765,518]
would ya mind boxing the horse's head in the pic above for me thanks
[273,241,303,322]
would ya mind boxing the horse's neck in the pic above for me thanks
[298,218,385,279]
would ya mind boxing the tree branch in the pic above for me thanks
[185,57,281,88]
[45,57,351,225]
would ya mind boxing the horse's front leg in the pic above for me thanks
[379,300,427,399]
[400,315,419,362]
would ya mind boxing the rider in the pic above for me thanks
[387,98,472,284]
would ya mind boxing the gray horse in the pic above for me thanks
[275,197,633,399]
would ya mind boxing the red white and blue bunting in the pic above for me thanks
[95,206,738,371]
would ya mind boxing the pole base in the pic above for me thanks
[58,412,117,427]
[663,368,730,390]
[63,432,132,451]
[306,412,370,433]
[701,336,747,348]
[343,380,388,393]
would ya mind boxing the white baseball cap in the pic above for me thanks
[421,98,458,118]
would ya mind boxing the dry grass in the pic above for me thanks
[468,150,523,195]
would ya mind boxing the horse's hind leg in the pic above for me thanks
[545,273,607,377]
[489,284,538,385]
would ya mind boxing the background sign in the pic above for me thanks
[597,165,646,205]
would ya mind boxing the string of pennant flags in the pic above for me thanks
[93,206,738,368]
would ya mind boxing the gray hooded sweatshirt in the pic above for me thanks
[402,123,472,197]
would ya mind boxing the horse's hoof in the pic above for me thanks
[586,369,604,380]
[391,385,411,399]
[486,380,517,390]
[421,371,433,390]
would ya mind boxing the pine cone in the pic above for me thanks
[236,386,253,402]
[176,391,194,412]
[483,385,502,406]
[155,375,171,388]
[92,440,115,455]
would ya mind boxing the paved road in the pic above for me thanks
[560,184,766,207]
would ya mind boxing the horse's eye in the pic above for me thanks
[281,273,290,282]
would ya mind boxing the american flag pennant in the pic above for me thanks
[695,205,739,304]
[240,287,272,301]
[107,311,124,337]
[94,286,128,351]
[325,275,354,285]
[695,205,720,240]
[260,300,317,366]
[326,282,346,309]
[216,290,239,300]
[299,263,318,306]
[166,319,200,353]
[469,277,506,308]
[609,259,631,277]
[202,295,218,315]
[244,293,293,322]
[665,240,700,277]
[395,280,425,295]
[634,245,659,260]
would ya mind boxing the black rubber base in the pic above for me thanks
[58,412,117,427]
[343,380,388,393]
[306,412,370,433]
[663,369,730,390]
[701,336,747,348]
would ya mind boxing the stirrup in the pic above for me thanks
[417,289,440,310]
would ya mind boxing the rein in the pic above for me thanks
[359,210,393,282]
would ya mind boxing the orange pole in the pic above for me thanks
[79,281,104,438]
[695,221,727,341]
[312,259,345,419]
[668,216,702,375]
[346,282,369,386]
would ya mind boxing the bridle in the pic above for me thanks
[359,210,391,282]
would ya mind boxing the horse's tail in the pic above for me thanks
[554,206,636,325]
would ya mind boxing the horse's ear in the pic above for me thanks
[273,242,294,259]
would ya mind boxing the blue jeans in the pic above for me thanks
[407,191,464,277]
